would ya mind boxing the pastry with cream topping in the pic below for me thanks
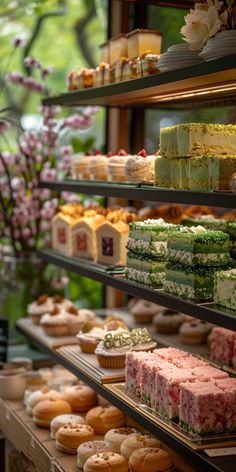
[107,149,131,182]
[124,149,157,183]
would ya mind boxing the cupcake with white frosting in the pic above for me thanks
[107,149,131,182]
[88,150,108,181]
[27,294,54,325]
[124,149,157,183]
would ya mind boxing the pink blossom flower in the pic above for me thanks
[6,71,24,84]
[12,37,23,48]
[83,106,99,118]
[61,145,73,158]
[22,228,31,239]
[40,220,51,232]
[40,167,57,181]
[61,191,81,203]
[11,177,24,191]
[24,56,40,69]
[40,189,51,200]
[41,66,53,78]
[0,121,10,135]
[23,77,45,93]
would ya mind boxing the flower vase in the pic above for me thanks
[199,30,236,61]
[0,250,48,344]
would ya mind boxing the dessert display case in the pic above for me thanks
[8,1,236,472]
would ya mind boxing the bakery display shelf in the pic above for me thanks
[116,0,195,8]
[38,249,236,331]
[16,320,235,472]
[42,55,236,108]
[0,399,75,472]
[39,179,236,208]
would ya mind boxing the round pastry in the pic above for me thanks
[103,316,129,332]
[50,413,85,439]
[229,173,236,193]
[130,300,163,324]
[129,447,173,472]
[179,320,213,345]
[157,204,183,224]
[27,294,54,325]
[79,309,97,332]
[85,406,126,434]
[84,452,128,472]
[107,149,131,182]
[153,309,185,334]
[33,398,72,428]
[120,434,162,460]
[40,309,69,337]
[77,327,107,354]
[62,384,97,412]
[104,427,138,453]
[77,441,116,468]
[26,386,62,415]
[88,151,108,181]
[56,423,94,454]
[124,149,156,184]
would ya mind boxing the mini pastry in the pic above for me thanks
[95,329,156,369]
[83,68,95,88]
[78,308,97,332]
[130,300,163,324]
[88,150,108,181]
[120,434,162,460]
[33,398,72,428]
[179,320,213,345]
[104,427,138,453]
[71,213,106,260]
[107,149,131,182]
[84,452,128,472]
[50,413,85,439]
[56,423,95,454]
[71,153,91,180]
[40,307,83,337]
[85,405,125,434]
[126,29,163,59]
[27,294,54,325]
[95,219,129,267]
[129,447,173,472]
[62,384,97,412]
[103,316,129,332]
[77,327,107,353]
[153,309,185,334]
[124,149,156,183]
[26,386,62,415]
[110,34,128,64]
[77,441,116,468]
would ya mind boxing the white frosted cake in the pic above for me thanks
[124,149,156,183]
[160,123,236,158]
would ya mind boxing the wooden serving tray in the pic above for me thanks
[57,345,125,384]
[17,318,79,349]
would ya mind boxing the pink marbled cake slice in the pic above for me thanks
[209,327,236,365]
[172,356,207,369]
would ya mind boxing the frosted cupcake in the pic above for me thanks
[40,306,89,337]
[107,149,131,182]
[88,150,108,181]
[124,149,156,183]
[27,294,54,325]
[71,153,91,180]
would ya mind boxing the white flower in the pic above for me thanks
[181,4,222,50]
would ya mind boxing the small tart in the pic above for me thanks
[130,300,163,324]
[179,320,213,345]
[153,309,185,334]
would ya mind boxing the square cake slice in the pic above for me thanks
[126,251,166,286]
[209,327,236,365]
[127,219,179,258]
[167,227,230,267]
[214,269,236,310]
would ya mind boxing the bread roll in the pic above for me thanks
[50,413,85,439]
[85,406,125,434]
[77,440,116,468]
[56,423,94,454]
[129,447,173,472]
[104,427,138,453]
[26,387,62,415]
[62,384,97,412]
[33,398,72,428]
[120,434,162,459]
[84,451,128,472]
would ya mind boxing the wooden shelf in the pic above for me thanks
[39,180,236,209]
[115,0,195,7]
[38,249,236,332]
[0,399,75,472]
[42,55,236,109]
[16,319,236,472]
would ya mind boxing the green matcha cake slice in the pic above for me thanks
[181,215,228,233]
[155,157,171,188]
[160,125,178,158]
[127,219,180,258]
[180,158,190,190]
[209,155,236,191]
[126,251,166,286]
[164,262,226,302]
[214,269,236,311]
[171,158,181,189]
[167,226,230,267]
[189,156,212,191]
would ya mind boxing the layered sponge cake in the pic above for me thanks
[160,123,236,158]
[126,252,166,286]
[214,268,236,310]
[167,226,230,267]
[127,218,178,258]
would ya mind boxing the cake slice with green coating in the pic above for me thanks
[164,262,228,302]
[214,269,236,311]
[127,218,179,258]
[126,251,166,286]
[167,226,230,267]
